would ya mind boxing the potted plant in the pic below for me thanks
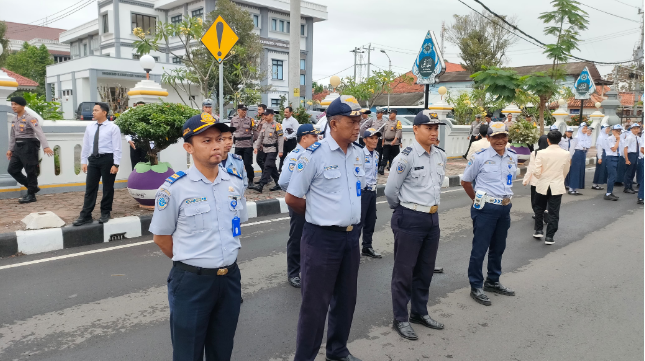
[116,102,199,207]
[507,119,540,164]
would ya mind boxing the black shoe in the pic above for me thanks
[638,199,644,204]
[533,229,544,239]
[434,267,444,273]
[591,185,604,190]
[615,182,624,186]
[484,279,515,296]
[545,237,555,245]
[249,184,263,193]
[378,166,385,175]
[98,213,110,224]
[73,217,93,226]
[288,276,301,288]
[326,354,362,361]
[269,184,281,192]
[18,194,37,204]
[470,288,491,306]
[34,186,41,194]
[623,188,636,194]
[604,194,619,201]
[361,247,382,258]
[409,313,444,330]
[393,320,418,340]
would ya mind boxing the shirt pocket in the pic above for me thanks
[228,195,244,212]
[183,203,211,233]
[322,169,342,192]
[481,164,501,182]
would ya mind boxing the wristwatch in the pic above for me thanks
[113,164,119,168]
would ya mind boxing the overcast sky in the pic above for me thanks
[3,0,643,85]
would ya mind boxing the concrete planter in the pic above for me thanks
[510,144,531,164]
[127,162,174,207]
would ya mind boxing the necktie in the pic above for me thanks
[568,139,570,150]
[93,123,102,156]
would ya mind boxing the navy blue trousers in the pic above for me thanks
[287,207,305,279]
[592,150,607,185]
[468,203,511,289]
[617,156,626,184]
[167,263,241,361]
[359,190,377,248]
[638,157,644,200]
[295,223,360,361]
[569,149,586,190]
[624,152,638,190]
[605,156,619,194]
[390,206,440,322]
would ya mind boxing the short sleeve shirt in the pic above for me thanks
[462,146,518,198]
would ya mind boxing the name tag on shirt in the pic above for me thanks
[414,166,424,170]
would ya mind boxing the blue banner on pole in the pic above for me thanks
[573,66,596,100]
[412,31,446,85]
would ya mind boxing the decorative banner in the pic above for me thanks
[412,31,446,85]
[573,66,596,100]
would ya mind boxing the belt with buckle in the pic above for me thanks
[319,224,357,232]
[363,184,377,192]
[401,202,439,214]
[174,261,237,276]
[89,152,114,158]
[484,195,512,206]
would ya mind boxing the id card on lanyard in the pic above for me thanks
[231,199,241,237]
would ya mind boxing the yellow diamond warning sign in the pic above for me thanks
[201,16,239,63]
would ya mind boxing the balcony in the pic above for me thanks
[59,20,100,44]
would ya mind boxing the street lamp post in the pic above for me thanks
[139,54,156,80]
[380,49,392,110]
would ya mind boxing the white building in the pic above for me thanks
[45,0,328,119]
[5,22,71,63]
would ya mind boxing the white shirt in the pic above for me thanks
[640,135,644,159]
[282,116,300,140]
[624,133,640,153]
[362,146,379,186]
[81,120,123,165]
[603,134,621,157]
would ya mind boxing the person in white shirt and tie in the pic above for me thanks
[279,106,300,170]
[74,102,123,226]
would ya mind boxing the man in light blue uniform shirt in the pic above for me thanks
[150,114,247,361]
[219,125,248,188]
[461,121,518,306]
[359,127,382,259]
[286,95,365,361]
[278,124,319,288]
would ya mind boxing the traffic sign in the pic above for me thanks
[573,66,596,100]
[412,31,446,85]
[201,16,239,63]
[293,88,300,97]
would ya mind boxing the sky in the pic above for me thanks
[2,0,643,86]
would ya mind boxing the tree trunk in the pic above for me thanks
[148,151,158,166]
[539,95,546,134]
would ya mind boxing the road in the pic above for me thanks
[0,168,642,361]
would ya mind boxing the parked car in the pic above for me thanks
[76,102,115,121]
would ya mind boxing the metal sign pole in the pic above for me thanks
[424,84,430,108]
[219,62,224,121]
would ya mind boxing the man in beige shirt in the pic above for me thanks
[531,130,571,245]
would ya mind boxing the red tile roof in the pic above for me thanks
[313,90,329,102]
[2,68,39,88]
[390,62,466,94]
[5,21,66,42]
[549,86,640,109]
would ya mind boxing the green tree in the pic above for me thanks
[539,0,589,75]
[22,92,63,120]
[337,70,413,107]
[0,21,9,68]
[470,66,522,104]
[446,10,518,74]
[521,71,562,133]
[312,81,325,94]
[5,43,53,95]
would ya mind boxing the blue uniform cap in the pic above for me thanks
[326,95,363,117]
[613,124,623,130]
[632,123,641,128]
[202,99,213,106]
[413,109,446,126]
[183,113,232,140]
[363,127,382,138]
[296,123,319,136]
[487,121,508,136]
[550,125,559,131]
[566,127,574,132]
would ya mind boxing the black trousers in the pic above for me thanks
[359,190,377,248]
[234,147,255,184]
[534,187,562,238]
[624,152,638,190]
[129,145,147,170]
[168,263,241,361]
[79,154,117,219]
[463,135,478,157]
[8,139,40,194]
[530,185,549,223]
[376,141,384,168]
[256,150,266,178]
[259,152,279,186]
[280,138,297,170]
[381,144,400,169]
[287,207,305,279]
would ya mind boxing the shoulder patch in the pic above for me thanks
[251,119,255,127]
[165,171,187,185]
[507,148,517,154]
[226,167,243,179]
[275,123,282,131]
[396,121,402,130]
[401,146,413,155]
[307,142,321,153]
[475,148,487,154]
[292,148,300,154]
[231,153,242,160]
[353,141,364,148]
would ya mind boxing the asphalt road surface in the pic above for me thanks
[0,168,643,361]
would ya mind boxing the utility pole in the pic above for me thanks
[288,0,301,106]
[350,47,363,82]
[363,43,374,79]
[440,21,446,55]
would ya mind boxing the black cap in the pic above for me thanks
[389,109,398,114]
[237,104,248,111]
[264,109,275,115]
[413,110,446,126]
[10,96,26,106]
[183,113,232,140]
[376,108,385,114]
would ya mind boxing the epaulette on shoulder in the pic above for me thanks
[307,142,321,153]
[165,171,187,185]
[353,141,365,148]
[475,148,487,154]
[507,148,517,154]
[434,145,445,152]
[231,153,242,160]
[401,146,413,155]
[226,167,243,179]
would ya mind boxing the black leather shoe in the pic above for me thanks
[409,313,444,330]
[73,217,93,226]
[269,184,281,192]
[393,320,418,340]
[624,188,636,194]
[604,194,619,201]
[434,267,444,273]
[249,184,263,193]
[98,213,110,224]
[378,166,385,175]
[591,185,604,190]
[484,279,515,296]
[361,247,382,258]
[18,194,37,204]
[326,354,362,361]
[470,288,491,306]
[533,229,544,239]
[545,237,555,245]
[638,199,644,205]
[288,276,301,288]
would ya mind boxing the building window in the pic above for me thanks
[272,59,283,80]
[300,74,305,86]
[131,14,157,34]
[171,14,182,24]
[286,21,290,33]
[279,20,284,32]
[172,56,182,64]
[83,43,88,56]
[253,14,259,28]
[102,14,109,33]
[301,24,305,36]
[271,19,277,31]
[191,8,203,18]
[271,99,281,107]
[300,59,306,70]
